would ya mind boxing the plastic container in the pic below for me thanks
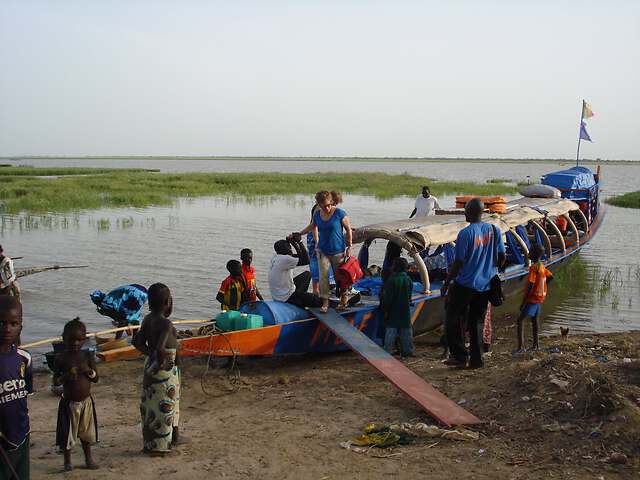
[235,313,263,330]
[216,310,241,331]
[239,301,309,326]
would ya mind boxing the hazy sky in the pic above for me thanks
[1,1,638,159]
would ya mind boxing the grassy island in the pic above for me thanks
[606,191,640,209]
[0,167,518,213]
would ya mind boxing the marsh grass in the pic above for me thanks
[0,170,518,213]
[606,191,640,209]
[487,178,513,184]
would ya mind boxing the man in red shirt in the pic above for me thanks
[240,249,263,303]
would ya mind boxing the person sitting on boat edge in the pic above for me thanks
[217,260,248,311]
[0,244,20,303]
[441,198,506,369]
[410,185,441,218]
[240,248,263,302]
[515,243,553,353]
[268,233,323,309]
[382,258,415,359]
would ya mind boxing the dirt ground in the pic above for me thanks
[27,323,640,480]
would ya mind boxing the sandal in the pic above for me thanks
[335,304,349,312]
[319,305,329,314]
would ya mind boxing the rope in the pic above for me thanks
[195,323,241,397]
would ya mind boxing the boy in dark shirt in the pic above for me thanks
[0,295,33,480]
[382,258,416,358]
[53,317,99,471]
[217,260,247,311]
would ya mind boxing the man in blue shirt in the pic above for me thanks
[441,199,506,368]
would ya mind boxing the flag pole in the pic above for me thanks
[576,99,584,167]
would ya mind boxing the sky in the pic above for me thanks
[1,1,639,159]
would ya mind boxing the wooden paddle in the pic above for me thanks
[21,319,213,349]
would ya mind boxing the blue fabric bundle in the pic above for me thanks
[90,284,148,325]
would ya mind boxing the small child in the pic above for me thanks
[516,244,553,352]
[53,317,99,471]
[382,258,415,358]
[240,248,263,302]
[0,295,32,480]
[133,283,182,454]
[217,260,247,311]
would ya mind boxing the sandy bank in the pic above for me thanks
[26,325,639,479]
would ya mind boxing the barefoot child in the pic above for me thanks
[0,295,32,480]
[216,260,247,311]
[133,283,182,454]
[240,249,263,302]
[53,317,99,471]
[382,258,415,358]
[516,244,553,352]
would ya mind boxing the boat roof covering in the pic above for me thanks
[352,197,578,251]
[541,166,596,191]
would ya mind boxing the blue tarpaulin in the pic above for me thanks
[541,167,596,195]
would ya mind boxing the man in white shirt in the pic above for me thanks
[0,244,20,301]
[268,234,323,308]
[410,186,441,218]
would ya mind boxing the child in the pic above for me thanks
[382,258,415,358]
[133,283,182,454]
[516,244,553,352]
[53,317,99,471]
[216,260,247,311]
[240,249,263,302]
[0,295,32,480]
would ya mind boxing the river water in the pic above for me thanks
[1,159,639,348]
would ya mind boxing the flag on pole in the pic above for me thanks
[579,121,592,142]
[582,100,594,119]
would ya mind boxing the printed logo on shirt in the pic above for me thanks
[19,362,25,379]
[0,379,29,404]
[474,231,492,248]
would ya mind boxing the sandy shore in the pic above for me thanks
[26,324,639,479]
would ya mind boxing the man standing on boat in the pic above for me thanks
[410,186,441,218]
[268,233,323,309]
[0,245,20,302]
[440,199,505,369]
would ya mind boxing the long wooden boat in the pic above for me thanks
[99,166,605,363]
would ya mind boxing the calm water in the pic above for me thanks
[1,160,639,349]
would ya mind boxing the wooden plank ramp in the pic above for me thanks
[310,308,480,427]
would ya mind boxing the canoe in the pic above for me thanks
[99,166,604,363]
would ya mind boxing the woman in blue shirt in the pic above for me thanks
[300,191,352,313]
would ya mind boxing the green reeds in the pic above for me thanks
[606,191,640,209]
[0,170,518,214]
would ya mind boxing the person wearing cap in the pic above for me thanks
[410,186,441,218]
